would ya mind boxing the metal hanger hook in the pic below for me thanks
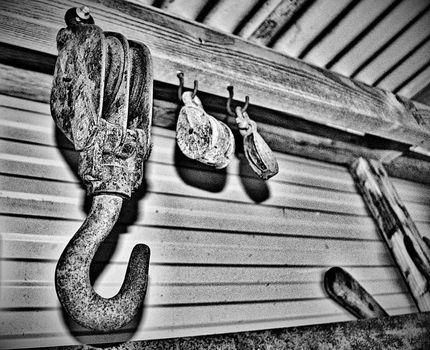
[55,194,150,332]
[226,85,249,116]
[177,71,198,103]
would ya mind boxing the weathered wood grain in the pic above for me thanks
[39,312,430,350]
[351,157,430,312]
[2,62,429,184]
[0,0,429,150]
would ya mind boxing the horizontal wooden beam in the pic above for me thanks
[2,62,430,185]
[1,0,430,151]
[44,312,430,350]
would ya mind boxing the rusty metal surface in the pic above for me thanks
[51,18,153,198]
[324,266,388,319]
[50,7,153,332]
[176,91,234,169]
[55,194,150,331]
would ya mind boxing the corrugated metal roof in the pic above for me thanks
[142,0,430,105]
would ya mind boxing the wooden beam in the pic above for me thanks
[246,0,311,46]
[413,81,430,107]
[1,0,430,151]
[350,158,430,312]
[43,312,430,350]
[1,62,430,185]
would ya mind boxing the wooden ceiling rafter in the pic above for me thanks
[0,0,430,184]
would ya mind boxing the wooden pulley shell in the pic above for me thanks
[235,107,278,180]
[177,92,235,169]
[324,266,388,319]
[51,24,106,151]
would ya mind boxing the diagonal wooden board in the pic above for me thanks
[351,157,430,312]
[0,0,430,151]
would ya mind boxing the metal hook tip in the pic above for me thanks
[243,95,250,112]
[192,80,199,98]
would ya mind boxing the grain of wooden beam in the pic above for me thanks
[1,62,430,185]
[351,157,430,312]
[39,312,430,350]
[1,0,429,150]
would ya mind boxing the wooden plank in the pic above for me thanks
[351,157,430,312]
[0,0,429,150]
[2,63,430,184]
[246,0,311,46]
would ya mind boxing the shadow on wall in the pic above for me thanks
[174,130,270,203]
[174,143,227,192]
[55,127,149,342]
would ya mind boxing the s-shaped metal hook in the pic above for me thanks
[177,71,198,103]
[51,7,153,331]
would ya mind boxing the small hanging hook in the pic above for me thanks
[177,71,198,103]
[226,85,235,117]
[226,85,249,116]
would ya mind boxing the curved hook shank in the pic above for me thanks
[55,194,150,331]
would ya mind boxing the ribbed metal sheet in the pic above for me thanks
[154,0,430,104]
[0,94,423,348]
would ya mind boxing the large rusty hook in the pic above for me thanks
[51,7,153,331]
[55,195,150,331]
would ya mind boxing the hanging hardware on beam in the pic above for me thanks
[176,71,234,169]
[50,6,153,332]
[324,266,388,319]
[226,86,278,180]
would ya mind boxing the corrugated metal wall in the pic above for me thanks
[1,92,427,348]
